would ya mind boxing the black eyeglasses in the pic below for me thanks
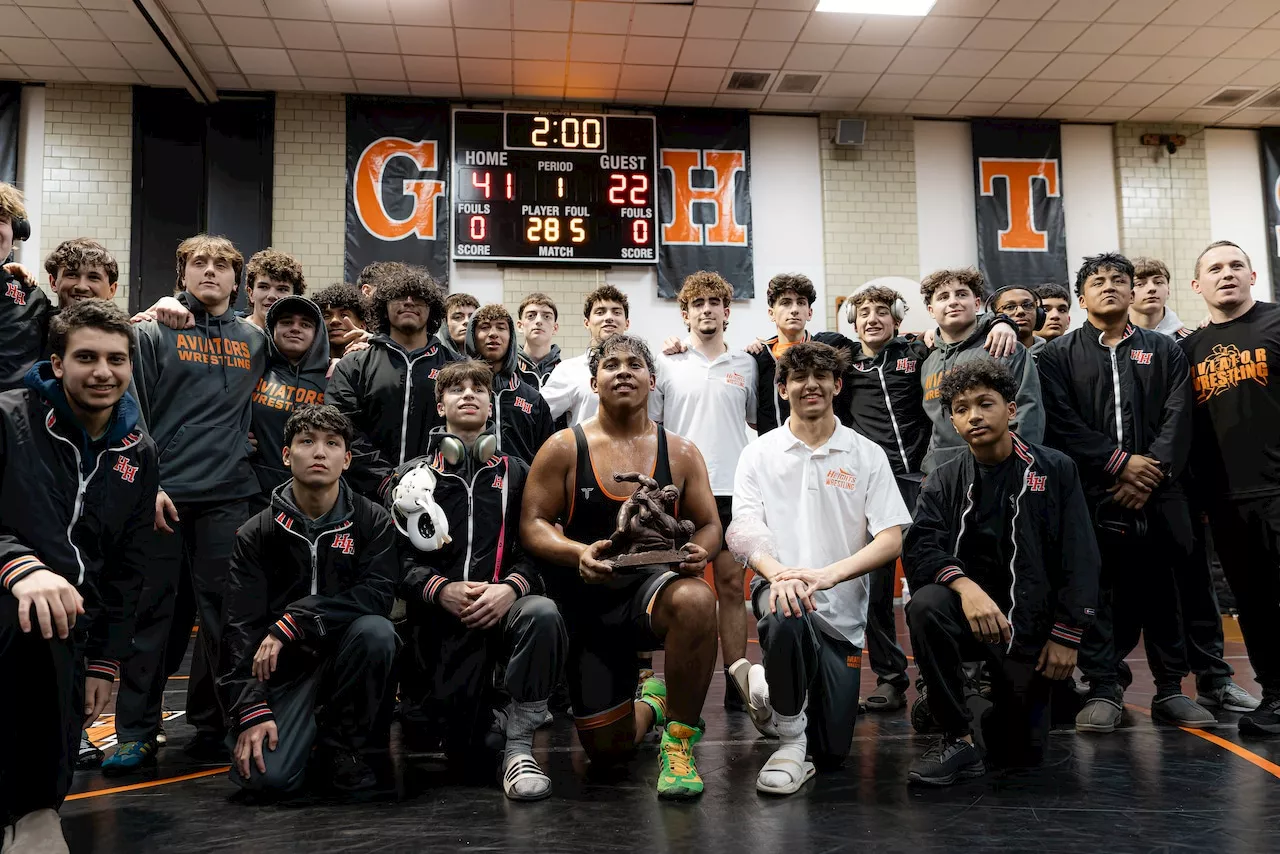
[996,300,1038,313]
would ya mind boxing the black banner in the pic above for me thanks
[0,83,19,186]
[345,96,450,287]
[656,109,753,298]
[1261,129,1280,297]
[972,119,1068,289]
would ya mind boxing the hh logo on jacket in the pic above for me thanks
[896,358,917,373]
[113,455,138,483]
[514,396,533,414]
[5,282,25,305]
[1026,471,1047,492]
[332,533,355,555]
[1130,350,1153,366]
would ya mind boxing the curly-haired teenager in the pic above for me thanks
[312,283,371,365]
[243,249,306,330]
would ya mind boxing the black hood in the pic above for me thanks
[464,309,518,378]
[266,295,331,376]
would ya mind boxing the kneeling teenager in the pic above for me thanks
[904,361,1099,785]
[218,404,398,797]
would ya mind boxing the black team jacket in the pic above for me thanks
[752,330,855,434]
[0,278,53,391]
[847,336,932,477]
[218,479,397,734]
[463,318,554,467]
[905,433,1099,655]
[0,363,159,681]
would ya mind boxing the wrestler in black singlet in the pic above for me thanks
[561,423,684,726]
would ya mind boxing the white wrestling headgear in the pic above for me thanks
[390,463,452,552]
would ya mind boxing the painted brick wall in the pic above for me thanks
[818,114,918,329]
[272,92,346,286]
[42,83,132,310]
[501,267,606,355]
[1115,122,1210,319]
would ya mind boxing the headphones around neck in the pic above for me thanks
[438,431,498,466]
[986,286,1046,331]
[843,282,907,327]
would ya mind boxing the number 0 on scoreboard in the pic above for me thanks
[451,109,659,265]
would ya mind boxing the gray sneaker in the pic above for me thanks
[1152,694,1217,728]
[1197,681,1261,713]
[1075,697,1123,733]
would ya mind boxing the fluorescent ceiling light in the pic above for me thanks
[815,0,937,14]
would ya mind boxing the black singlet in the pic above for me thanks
[563,423,674,546]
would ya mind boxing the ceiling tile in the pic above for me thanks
[0,37,58,66]
[570,33,625,63]
[355,79,409,95]
[327,0,390,23]
[965,77,1024,100]
[246,74,302,90]
[1087,105,1139,120]
[452,0,512,30]
[409,81,460,96]
[630,5,692,37]
[462,82,513,97]
[1043,0,1114,21]
[618,64,672,89]
[191,44,237,73]
[1129,107,1185,121]
[336,23,395,53]
[670,66,723,92]
[1184,56,1262,84]
[742,9,807,42]
[288,49,349,77]
[1148,83,1221,106]
[513,0,572,31]
[1065,22,1143,53]
[513,59,564,87]
[908,99,959,115]
[888,46,954,76]
[987,51,1055,78]
[1104,82,1171,106]
[1041,103,1101,118]
[1099,0,1177,24]
[456,29,512,59]
[686,7,751,40]
[860,97,910,112]
[936,48,1004,77]
[1037,52,1108,79]
[171,13,221,45]
[1056,80,1124,104]
[868,73,929,99]
[1233,59,1280,86]
[679,39,739,68]
[213,15,282,47]
[915,75,979,99]
[303,76,349,91]
[907,16,979,48]
[1125,25,1196,56]
[854,16,921,46]
[731,40,791,68]
[264,0,330,20]
[165,0,206,11]
[1135,56,1208,84]
[1015,21,1089,52]
[1175,27,1252,58]
[930,0,998,15]
[274,19,341,50]
[515,85,564,98]
[665,92,717,107]
[567,61,619,88]
[820,71,879,97]
[1176,106,1235,122]
[836,45,900,73]
[715,93,765,108]
[0,11,41,40]
[614,89,667,104]
[403,55,458,81]
[625,36,681,66]
[989,0,1056,18]
[205,0,268,16]
[137,69,186,86]
[117,41,175,70]
[760,95,813,112]
[459,58,512,84]
[397,26,455,55]
[997,103,1049,117]
[1154,0,1235,26]
[24,7,101,40]
[388,0,450,26]
[566,86,617,100]
[950,100,1004,116]
[1086,55,1157,82]
[809,96,862,111]
[346,52,405,79]
[798,12,863,44]
[1216,0,1280,27]
[213,70,250,87]
[1009,79,1075,102]
[783,43,846,71]
[961,18,1035,50]
[61,40,129,69]
[1230,29,1280,60]
[513,31,567,61]
[229,45,294,75]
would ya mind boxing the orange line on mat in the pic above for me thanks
[1125,703,1280,781]
[65,767,229,801]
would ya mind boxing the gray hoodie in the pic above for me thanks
[132,290,268,502]
[435,327,465,360]
[920,315,1044,475]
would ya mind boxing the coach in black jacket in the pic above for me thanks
[904,361,1098,786]
[0,302,157,848]
[1037,252,1214,734]
[218,405,397,798]
[393,360,564,802]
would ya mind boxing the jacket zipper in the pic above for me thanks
[953,482,975,557]
[44,421,132,585]
[875,362,909,471]
[435,458,501,581]
[1005,466,1032,651]
[273,517,351,635]
[388,347,434,464]
[1108,347,1123,443]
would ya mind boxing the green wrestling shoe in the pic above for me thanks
[657,720,704,800]
[639,677,668,730]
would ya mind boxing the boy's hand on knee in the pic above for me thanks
[460,583,515,629]
[11,568,83,639]
[235,721,278,778]
[949,577,1011,645]
[1036,640,1077,681]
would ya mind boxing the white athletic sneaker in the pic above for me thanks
[747,664,778,737]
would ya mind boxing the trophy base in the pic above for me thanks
[612,550,685,573]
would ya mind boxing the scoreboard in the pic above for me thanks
[451,109,658,265]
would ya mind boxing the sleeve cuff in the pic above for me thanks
[86,659,120,682]
[269,612,301,642]
[237,703,275,733]
[1105,448,1130,477]
[502,573,531,599]
[935,566,965,585]
[422,575,449,604]
[1050,623,1084,649]
[1,555,49,590]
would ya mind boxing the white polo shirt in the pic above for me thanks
[732,419,912,648]
[651,342,758,495]
[542,352,597,427]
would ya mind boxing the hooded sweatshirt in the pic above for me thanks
[464,316,555,466]
[249,296,332,496]
[1152,307,1193,340]
[517,343,561,388]
[131,290,267,502]
[920,314,1044,475]
[435,327,466,360]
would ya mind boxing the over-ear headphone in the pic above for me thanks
[986,286,1046,331]
[843,282,907,326]
[10,215,29,243]
[437,431,498,466]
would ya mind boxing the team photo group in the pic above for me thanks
[1,170,1278,851]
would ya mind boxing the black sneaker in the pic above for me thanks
[1239,694,1280,736]
[723,667,746,712]
[320,748,378,794]
[76,730,104,770]
[908,736,986,786]
[183,732,230,763]
[911,689,939,734]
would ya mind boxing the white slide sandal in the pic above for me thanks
[755,755,816,795]
[502,754,552,801]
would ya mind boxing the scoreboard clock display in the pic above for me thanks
[452,109,658,264]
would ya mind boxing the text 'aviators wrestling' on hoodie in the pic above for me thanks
[131,290,267,502]
[464,310,555,466]
[919,314,1044,475]
[249,296,332,495]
